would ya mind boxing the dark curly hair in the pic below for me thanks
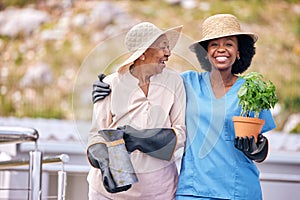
[193,35,256,74]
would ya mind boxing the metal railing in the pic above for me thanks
[260,173,300,183]
[0,126,39,144]
[0,126,69,200]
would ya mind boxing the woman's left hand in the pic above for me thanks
[234,134,269,163]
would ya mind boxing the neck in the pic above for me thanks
[210,70,238,98]
[210,70,236,87]
[130,64,151,85]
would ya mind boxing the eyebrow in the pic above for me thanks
[151,40,169,48]
[161,41,169,45]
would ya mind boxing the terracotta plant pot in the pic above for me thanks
[232,116,265,141]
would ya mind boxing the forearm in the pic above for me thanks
[170,79,187,150]
[172,125,186,149]
[87,97,112,148]
[122,126,177,161]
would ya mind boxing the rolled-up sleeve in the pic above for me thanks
[87,79,113,148]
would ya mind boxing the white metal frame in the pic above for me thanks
[0,126,69,200]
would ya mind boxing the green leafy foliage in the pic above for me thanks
[238,72,279,118]
[2,0,37,7]
[290,123,300,134]
[1,0,299,121]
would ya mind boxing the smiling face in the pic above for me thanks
[207,36,240,72]
[143,34,171,75]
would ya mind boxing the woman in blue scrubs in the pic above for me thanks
[176,14,275,200]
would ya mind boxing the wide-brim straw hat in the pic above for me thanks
[118,22,183,71]
[190,14,258,52]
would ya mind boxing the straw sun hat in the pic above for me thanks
[190,14,258,51]
[118,22,183,70]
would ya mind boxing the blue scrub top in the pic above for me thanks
[176,71,276,200]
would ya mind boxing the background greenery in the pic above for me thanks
[1,0,300,132]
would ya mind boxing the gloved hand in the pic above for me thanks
[118,125,177,161]
[234,134,269,163]
[92,74,111,104]
[87,143,131,193]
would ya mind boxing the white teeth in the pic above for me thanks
[216,57,227,62]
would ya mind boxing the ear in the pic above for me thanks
[139,54,145,61]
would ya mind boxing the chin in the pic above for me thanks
[214,64,231,71]
[159,68,165,74]
[156,66,165,74]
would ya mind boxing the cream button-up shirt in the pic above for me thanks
[87,67,186,200]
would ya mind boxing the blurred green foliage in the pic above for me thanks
[291,123,300,134]
[2,0,38,8]
[0,0,300,130]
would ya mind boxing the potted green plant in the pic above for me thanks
[232,71,279,140]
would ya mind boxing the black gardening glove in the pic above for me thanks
[118,125,177,161]
[92,74,111,104]
[87,143,131,193]
[234,134,269,163]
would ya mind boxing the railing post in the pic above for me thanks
[57,169,67,200]
[0,126,70,199]
[28,150,42,200]
[57,154,69,200]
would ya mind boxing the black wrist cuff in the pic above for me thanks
[245,139,269,162]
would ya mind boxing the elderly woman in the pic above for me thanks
[87,22,186,200]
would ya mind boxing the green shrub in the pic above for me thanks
[2,0,37,7]
[290,123,300,134]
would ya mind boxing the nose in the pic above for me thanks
[216,44,226,53]
[217,47,225,53]
[164,47,171,56]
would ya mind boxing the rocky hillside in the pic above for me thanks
[1,0,300,132]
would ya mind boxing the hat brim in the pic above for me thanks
[118,25,183,72]
[189,32,258,52]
